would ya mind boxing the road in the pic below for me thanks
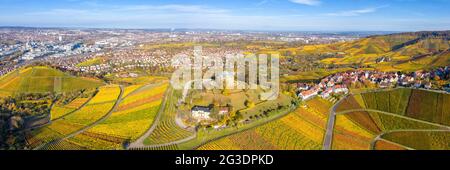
[35,85,124,150]
[130,133,197,150]
[322,94,346,150]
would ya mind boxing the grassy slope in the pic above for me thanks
[0,66,104,94]
[307,31,450,71]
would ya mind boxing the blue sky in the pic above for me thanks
[0,0,449,31]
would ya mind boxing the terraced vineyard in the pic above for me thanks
[331,88,450,150]
[143,88,194,145]
[130,144,179,150]
[380,131,450,150]
[373,139,408,150]
[26,85,121,149]
[198,98,331,150]
[332,112,376,150]
[405,89,450,126]
[51,94,95,120]
[80,83,169,149]
[0,66,103,94]
[361,88,411,115]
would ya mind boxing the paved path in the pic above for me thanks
[130,133,197,150]
[35,85,124,150]
[322,94,347,150]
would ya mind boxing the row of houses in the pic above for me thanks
[297,66,450,100]
[298,84,348,100]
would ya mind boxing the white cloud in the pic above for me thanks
[289,0,321,6]
[325,6,387,16]
[256,0,270,6]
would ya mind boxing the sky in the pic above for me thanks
[0,0,449,31]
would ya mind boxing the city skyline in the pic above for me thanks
[0,0,450,32]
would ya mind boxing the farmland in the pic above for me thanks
[83,83,169,149]
[380,131,450,150]
[0,66,104,94]
[361,88,411,115]
[143,88,194,145]
[50,90,97,120]
[27,85,121,149]
[361,88,450,126]
[330,88,450,150]
[405,89,450,126]
[198,98,330,150]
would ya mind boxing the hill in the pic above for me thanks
[303,31,450,71]
[0,66,104,95]
[333,88,449,150]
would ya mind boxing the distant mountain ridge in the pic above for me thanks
[315,30,450,71]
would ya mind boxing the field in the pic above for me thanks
[361,88,412,115]
[76,57,105,67]
[281,68,354,83]
[81,83,169,149]
[26,85,121,149]
[405,89,450,126]
[361,89,450,126]
[0,66,103,94]
[373,139,409,150]
[198,98,331,150]
[307,32,450,71]
[143,88,194,145]
[331,88,449,150]
[380,131,450,150]
[51,97,92,120]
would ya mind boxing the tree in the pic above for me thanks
[245,100,255,108]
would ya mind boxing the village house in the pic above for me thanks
[320,88,333,98]
[218,107,229,115]
[191,106,212,120]
[333,85,348,94]
[299,87,319,100]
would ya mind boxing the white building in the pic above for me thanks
[299,88,319,100]
[191,106,211,120]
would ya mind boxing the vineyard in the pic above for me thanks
[0,66,103,94]
[83,83,169,149]
[405,89,450,126]
[88,86,121,104]
[381,131,450,150]
[26,85,121,149]
[332,113,375,150]
[373,139,408,150]
[130,144,179,150]
[361,88,411,115]
[198,98,330,150]
[144,88,194,145]
[331,88,449,150]
[50,97,92,120]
